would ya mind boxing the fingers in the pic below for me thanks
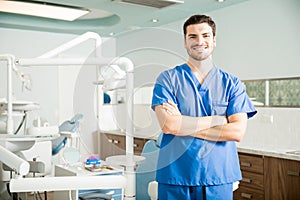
[162,100,180,115]
[168,100,177,107]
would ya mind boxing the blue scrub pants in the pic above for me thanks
[158,183,233,200]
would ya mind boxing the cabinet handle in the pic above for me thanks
[287,170,300,177]
[241,162,251,167]
[241,193,252,199]
[108,139,113,143]
[113,140,119,144]
[241,178,252,183]
[133,144,138,148]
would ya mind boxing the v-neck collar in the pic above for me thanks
[182,63,217,91]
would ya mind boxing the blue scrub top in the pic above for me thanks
[151,64,257,186]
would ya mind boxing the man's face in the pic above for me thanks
[184,23,216,61]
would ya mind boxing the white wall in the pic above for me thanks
[244,107,300,150]
[207,0,300,149]
[163,0,300,80]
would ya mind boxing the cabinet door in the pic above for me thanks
[133,138,146,155]
[284,159,300,199]
[99,133,149,158]
[100,133,125,159]
[264,157,300,200]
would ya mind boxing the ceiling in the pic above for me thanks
[0,0,249,37]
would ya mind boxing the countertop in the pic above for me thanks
[237,144,300,161]
[99,130,300,161]
[99,129,159,140]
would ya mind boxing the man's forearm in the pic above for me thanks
[155,103,247,142]
[179,113,247,142]
[177,115,227,136]
[155,104,227,135]
[193,118,247,142]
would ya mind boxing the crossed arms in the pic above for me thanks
[154,101,248,142]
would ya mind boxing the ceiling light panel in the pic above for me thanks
[0,1,89,21]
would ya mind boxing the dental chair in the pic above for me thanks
[52,114,83,156]
[136,134,162,200]
[53,114,115,200]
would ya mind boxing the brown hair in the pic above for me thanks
[183,15,216,37]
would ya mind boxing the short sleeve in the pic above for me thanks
[151,71,177,111]
[227,79,257,119]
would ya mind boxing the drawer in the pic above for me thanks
[105,134,125,150]
[239,153,264,174]
[112,135,126,150]
[133,138,145,153]
[234,186,264,200]
[240,171,264,190]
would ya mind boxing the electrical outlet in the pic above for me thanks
[261,114,274,123]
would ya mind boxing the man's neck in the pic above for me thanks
[187,57,213,84]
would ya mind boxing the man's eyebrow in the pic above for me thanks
[202,32,212,35]
[187,33,197,37]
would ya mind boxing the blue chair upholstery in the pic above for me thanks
[52,114,83,155]
[136,133,162,200]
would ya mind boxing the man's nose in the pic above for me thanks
[195,36,204,44]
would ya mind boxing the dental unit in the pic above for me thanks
[0,31,140,200]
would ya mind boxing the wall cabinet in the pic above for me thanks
[99,132,150,159]
[234,153,300,200]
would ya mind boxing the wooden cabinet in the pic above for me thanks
[100,133,126,159]
[234,152,300,200]
[264,157,300,200]
[234,153,265,200]
[99,133,150,159]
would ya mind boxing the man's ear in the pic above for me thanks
[213,36,217,47]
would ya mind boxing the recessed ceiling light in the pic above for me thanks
[151,18,159,23]
[216,0,225,2]
[0,1,89,21]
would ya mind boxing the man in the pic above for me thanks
[151,14,257,199]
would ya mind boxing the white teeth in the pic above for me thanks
[193,47,206,52]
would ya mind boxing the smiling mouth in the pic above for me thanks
[192,46,206,53]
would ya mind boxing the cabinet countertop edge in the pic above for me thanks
[237,146,300,161]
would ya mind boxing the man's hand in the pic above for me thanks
[162,100,181,116]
